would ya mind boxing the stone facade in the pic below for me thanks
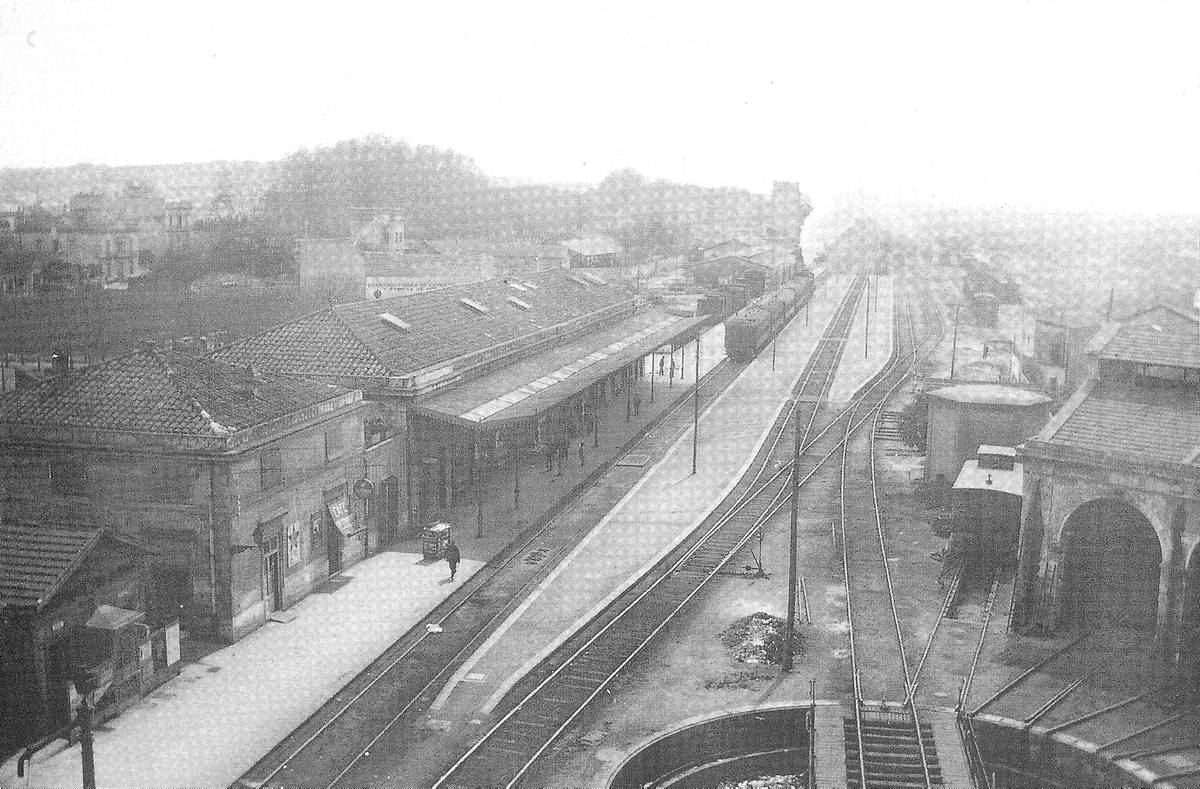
[0,352,401,643]
[1011,305,1200,683]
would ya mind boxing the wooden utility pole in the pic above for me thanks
[784,400,801,672]
[691,334,700,475]
[865,276,871,358]
[949,303,961,378]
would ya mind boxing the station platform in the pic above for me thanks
[827,274,895,402]
[429,275,863,723]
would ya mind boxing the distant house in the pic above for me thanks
[563,237,621,268]
[10,184,171,290]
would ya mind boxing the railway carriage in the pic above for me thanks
[723,269,816,362]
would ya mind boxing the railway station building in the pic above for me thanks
[0,349,370,643]
[214,270,710,544]
[1011,305,1200,688]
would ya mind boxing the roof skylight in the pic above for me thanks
[459,297,490,314]
[379,312,410,331]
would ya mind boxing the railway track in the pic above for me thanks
[432,273,949,788]
[235,331,745,789]
[836,284,948,788]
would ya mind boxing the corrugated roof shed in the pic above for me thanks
[215,270,634,379]
[0,350,350,437]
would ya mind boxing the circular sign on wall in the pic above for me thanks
[353,478,375,500]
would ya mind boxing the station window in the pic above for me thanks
[260,448,283,490]
[364,418,390,448]
[286,522,302,567]
[325,426,346,462]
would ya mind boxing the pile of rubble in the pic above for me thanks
[719,611,801,665]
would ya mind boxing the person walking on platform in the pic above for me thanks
[444,539,461,581]
[579,438,585,467]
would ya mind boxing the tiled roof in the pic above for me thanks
[0,523,98,609]
[1043,382,1200,465]
[216,269,634,379]
[1093,308,1199,368]
[215,310,389,380]
[0,350,349,437]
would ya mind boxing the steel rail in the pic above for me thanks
[1042,681,1180,735]
[969,631,1095,715]
[433,270,891,788]
[436,271,943,789]
[243,347,743,788]
[959,576,1001,710]
[1022,677,1085,726]
[843,282,937,789]
[839,406,870,788]
[868,359,934,789]
[906,570,961,707]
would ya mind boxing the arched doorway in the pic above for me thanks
[1061,499,1161,630]
[1184,543,1200,699]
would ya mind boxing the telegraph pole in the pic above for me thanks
[784,400,801,672]
[864,276,871,358]
[691,334,700,475]
[949,303,961,379]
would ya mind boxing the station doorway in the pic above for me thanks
[1061,499,1161,631]
[1184,543,1200,698]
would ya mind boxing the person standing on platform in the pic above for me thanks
[444,539,461,581]
[579,438,586,467]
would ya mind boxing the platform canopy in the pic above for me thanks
[414,308,708,429]
[953,459,1023,497]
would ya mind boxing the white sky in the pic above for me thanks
[1,0,1197,213]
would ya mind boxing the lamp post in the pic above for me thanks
[474,430,484,538]
[513,423,521,511]
[650,353,656,404]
